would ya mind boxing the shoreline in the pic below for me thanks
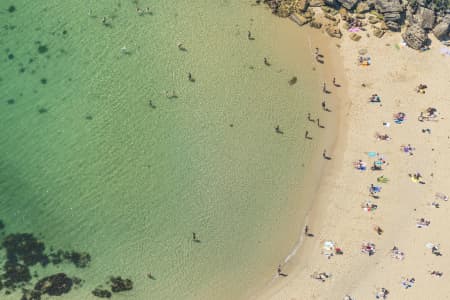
[256,10,450,300]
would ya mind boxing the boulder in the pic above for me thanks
[294,0,309,12]
[379,21,389,30]
[356,13,366,19]
[324,0,338,6]
[433,21,450,39]
[310,21,323,28]
[373,27,385,37]
[356,2,371,13]
[339,7,349,18]
[374,0,402,14]
[368,15,380,23]
[349,32,363,41]
[325,13,337,21]
[337,0,360,10]
[383,12,401,22]
[417,7,436,30]
[309,0,325,6]
[289,13,311,26]
[326,25,343,38]
[386,20,401,31]
[402,24,428,50]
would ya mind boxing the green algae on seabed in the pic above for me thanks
[0,1,323,299]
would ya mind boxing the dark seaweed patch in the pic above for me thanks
[19,67,25,73]
[85,115,93,120]
[38,108,48,114]
[37,45,48,54]
[40,78,47,85]
[7,53,14,60]
[7,98,15,104]
[8,5,16,13]
[62,30,67,35]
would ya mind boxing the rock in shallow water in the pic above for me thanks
[34,273,73,296]
[110,276,133,293]
[92,288,112,298]
[2,233,48,266]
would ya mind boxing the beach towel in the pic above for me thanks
[367,151,377,157]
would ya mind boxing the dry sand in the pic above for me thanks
[256,23,450,300]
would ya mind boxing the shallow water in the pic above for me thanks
[0,1,323,299]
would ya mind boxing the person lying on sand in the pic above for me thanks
[375,132,391,141]
[362,201,378,212]
[401,277,415,289]
[369,94,381,103]
[416,218,431,228]
[354,160,367,170]
[361,242,376,256]
[375,287,389,299]
[416,83,427,94]
[311,272,331,282]
[400,144,415,155]
[394,112,406,124]
[391,246,405,260]
[430,270,443,277]
[409,172,426,184]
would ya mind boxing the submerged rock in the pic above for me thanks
[34,273,73,296]
[2,233,48,266]
[3,262,31,286]
[64,251,91,268]
[20,289,41,300]
[92,288,112,298]
[110,276,133,293]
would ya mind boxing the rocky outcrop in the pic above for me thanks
[326,25,343,38]
[262,0,450,49]
[110,276,133,293]
[417,7,436,30]
[337,0,359,10]
[92,288,112,298]
[402,24,429,49]
[34,273,73,296]
[433,21,449,39]
[349,32,362,40]
[294,0,310,12]
[289,13,312,25]
[356,2,371,13]
[374,0,403,15]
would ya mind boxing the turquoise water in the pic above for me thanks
[1,1,323,299]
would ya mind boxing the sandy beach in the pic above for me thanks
[257,18,450,300]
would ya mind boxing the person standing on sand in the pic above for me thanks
[322,100,326,111]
